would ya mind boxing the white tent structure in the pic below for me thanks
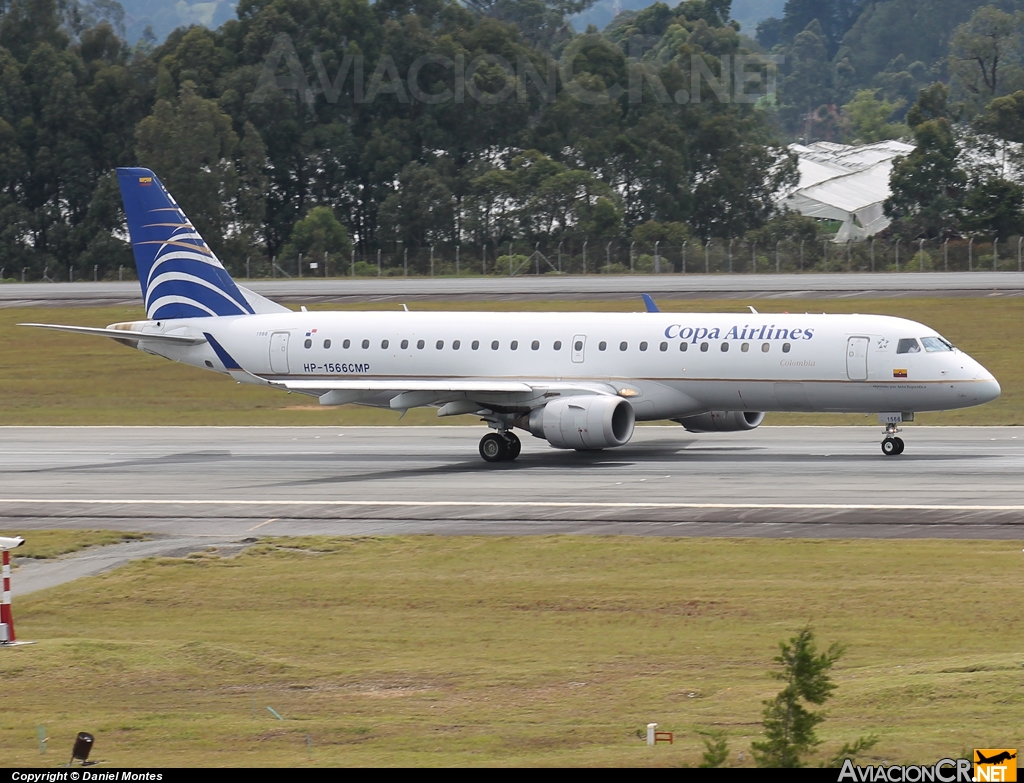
[779,140,914,243]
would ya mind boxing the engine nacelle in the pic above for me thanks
[674,410,765,433]
[521,395,635,450]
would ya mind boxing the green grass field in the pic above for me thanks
[1,297,1021,425]
[0,535,1021,767]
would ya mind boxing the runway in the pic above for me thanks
[3,271,1024,307]
[2,426,1022,540]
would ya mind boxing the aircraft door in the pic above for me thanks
[571,334,586,363]
[269,332,290,374]
[846,336,869,380]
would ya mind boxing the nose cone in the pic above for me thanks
[974,366,1001,405]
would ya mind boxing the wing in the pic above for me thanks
[266,377,619,410]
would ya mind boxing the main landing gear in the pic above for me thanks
[479,430,521,463]
[881,423,905,456]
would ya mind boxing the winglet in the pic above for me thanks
[641,294,660,313]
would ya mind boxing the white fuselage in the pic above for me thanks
[133,310,1000,419]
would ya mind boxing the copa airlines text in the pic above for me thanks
[22,168,1001,462]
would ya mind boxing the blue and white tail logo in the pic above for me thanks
[117,167,254,320]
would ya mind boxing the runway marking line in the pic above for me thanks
[247,518,278,532]
[2,499,1024,512]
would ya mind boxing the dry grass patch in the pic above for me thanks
[0,535,1021,766]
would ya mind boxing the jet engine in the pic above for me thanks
[519,395,635,450]
[673,411,765,432]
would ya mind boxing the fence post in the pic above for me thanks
[822,240,827,272]
[1017,236,1022,272]
[919,238,924,272]
[430,245,434,277]
[351,248,355,277]
[705,240,711,273]
[298,253,302,278]
[606,241,612,274]
[654,240,660,274]
[847,239,852,272]
[456,245,460,275]
[968,237,973,271]
[870,238,875,272]
[894,239,900,272]
[727,238,733,273]
[944,238,949,272]
[799,239,804,270]
[630,240,635,273]
[681,241,686,274]
[377,248,381,277]
[993,237,998,271]
[751,241,756,273]
[583,240,588,274]
[775,239,780,273]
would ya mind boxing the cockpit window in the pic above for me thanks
[896,338,921,354]
[921,336,954,352]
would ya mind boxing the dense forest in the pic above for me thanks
[2,0,1024,280]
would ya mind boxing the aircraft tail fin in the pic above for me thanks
[116,167,255,320]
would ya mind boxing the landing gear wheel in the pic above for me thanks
[479,432,508,463]
[504,432,521,461]
[893,436,905,455]
[882,437,899,456]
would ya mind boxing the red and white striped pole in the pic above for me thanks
[1,548,14,643]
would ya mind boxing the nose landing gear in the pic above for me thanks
[479,430,522,462]
[881,423,905,456]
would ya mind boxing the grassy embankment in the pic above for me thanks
[1,297,1020,425]
[1,529,149,560]
[0,534,1021,766]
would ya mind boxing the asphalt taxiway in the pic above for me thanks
[2,426,1022,543]
[3,271,1024,307]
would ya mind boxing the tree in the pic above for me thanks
[885,85,966,238]
[948,6,1024,119]
[841,89,905,143]
[752,627,843,768]
[280,206,353,271]
[961,176,1024,236]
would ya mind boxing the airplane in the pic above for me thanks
[21,167,1001,462]
[976,752,1017,765]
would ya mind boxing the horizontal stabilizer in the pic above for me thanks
[19,323,207,345]
[236,284,291,314]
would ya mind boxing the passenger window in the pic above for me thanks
[323,339,331,349]
[639,341,648,351]
[491,340,499,350]
[381,339,389,349]
[401,339,409,349]
[554,341,562,350]
[436,340,444,350]
[721,342,729,352]
[619,341,627,351]
[679,342,688,352]
[782,342,791,353]
[472,340,479,350]
[361,339,369,349]
[599,341,607,351]
[453,340,460,350]
[510,340,518,350]
[304,338,312,349]
[417,339,425,349]
[531,340,539,350]
[741,342,749,352]
[897,338,921,354]
[700,342,709,352]
[659,342,667,352]
[761,343,770,352]
[343,339,351,349]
